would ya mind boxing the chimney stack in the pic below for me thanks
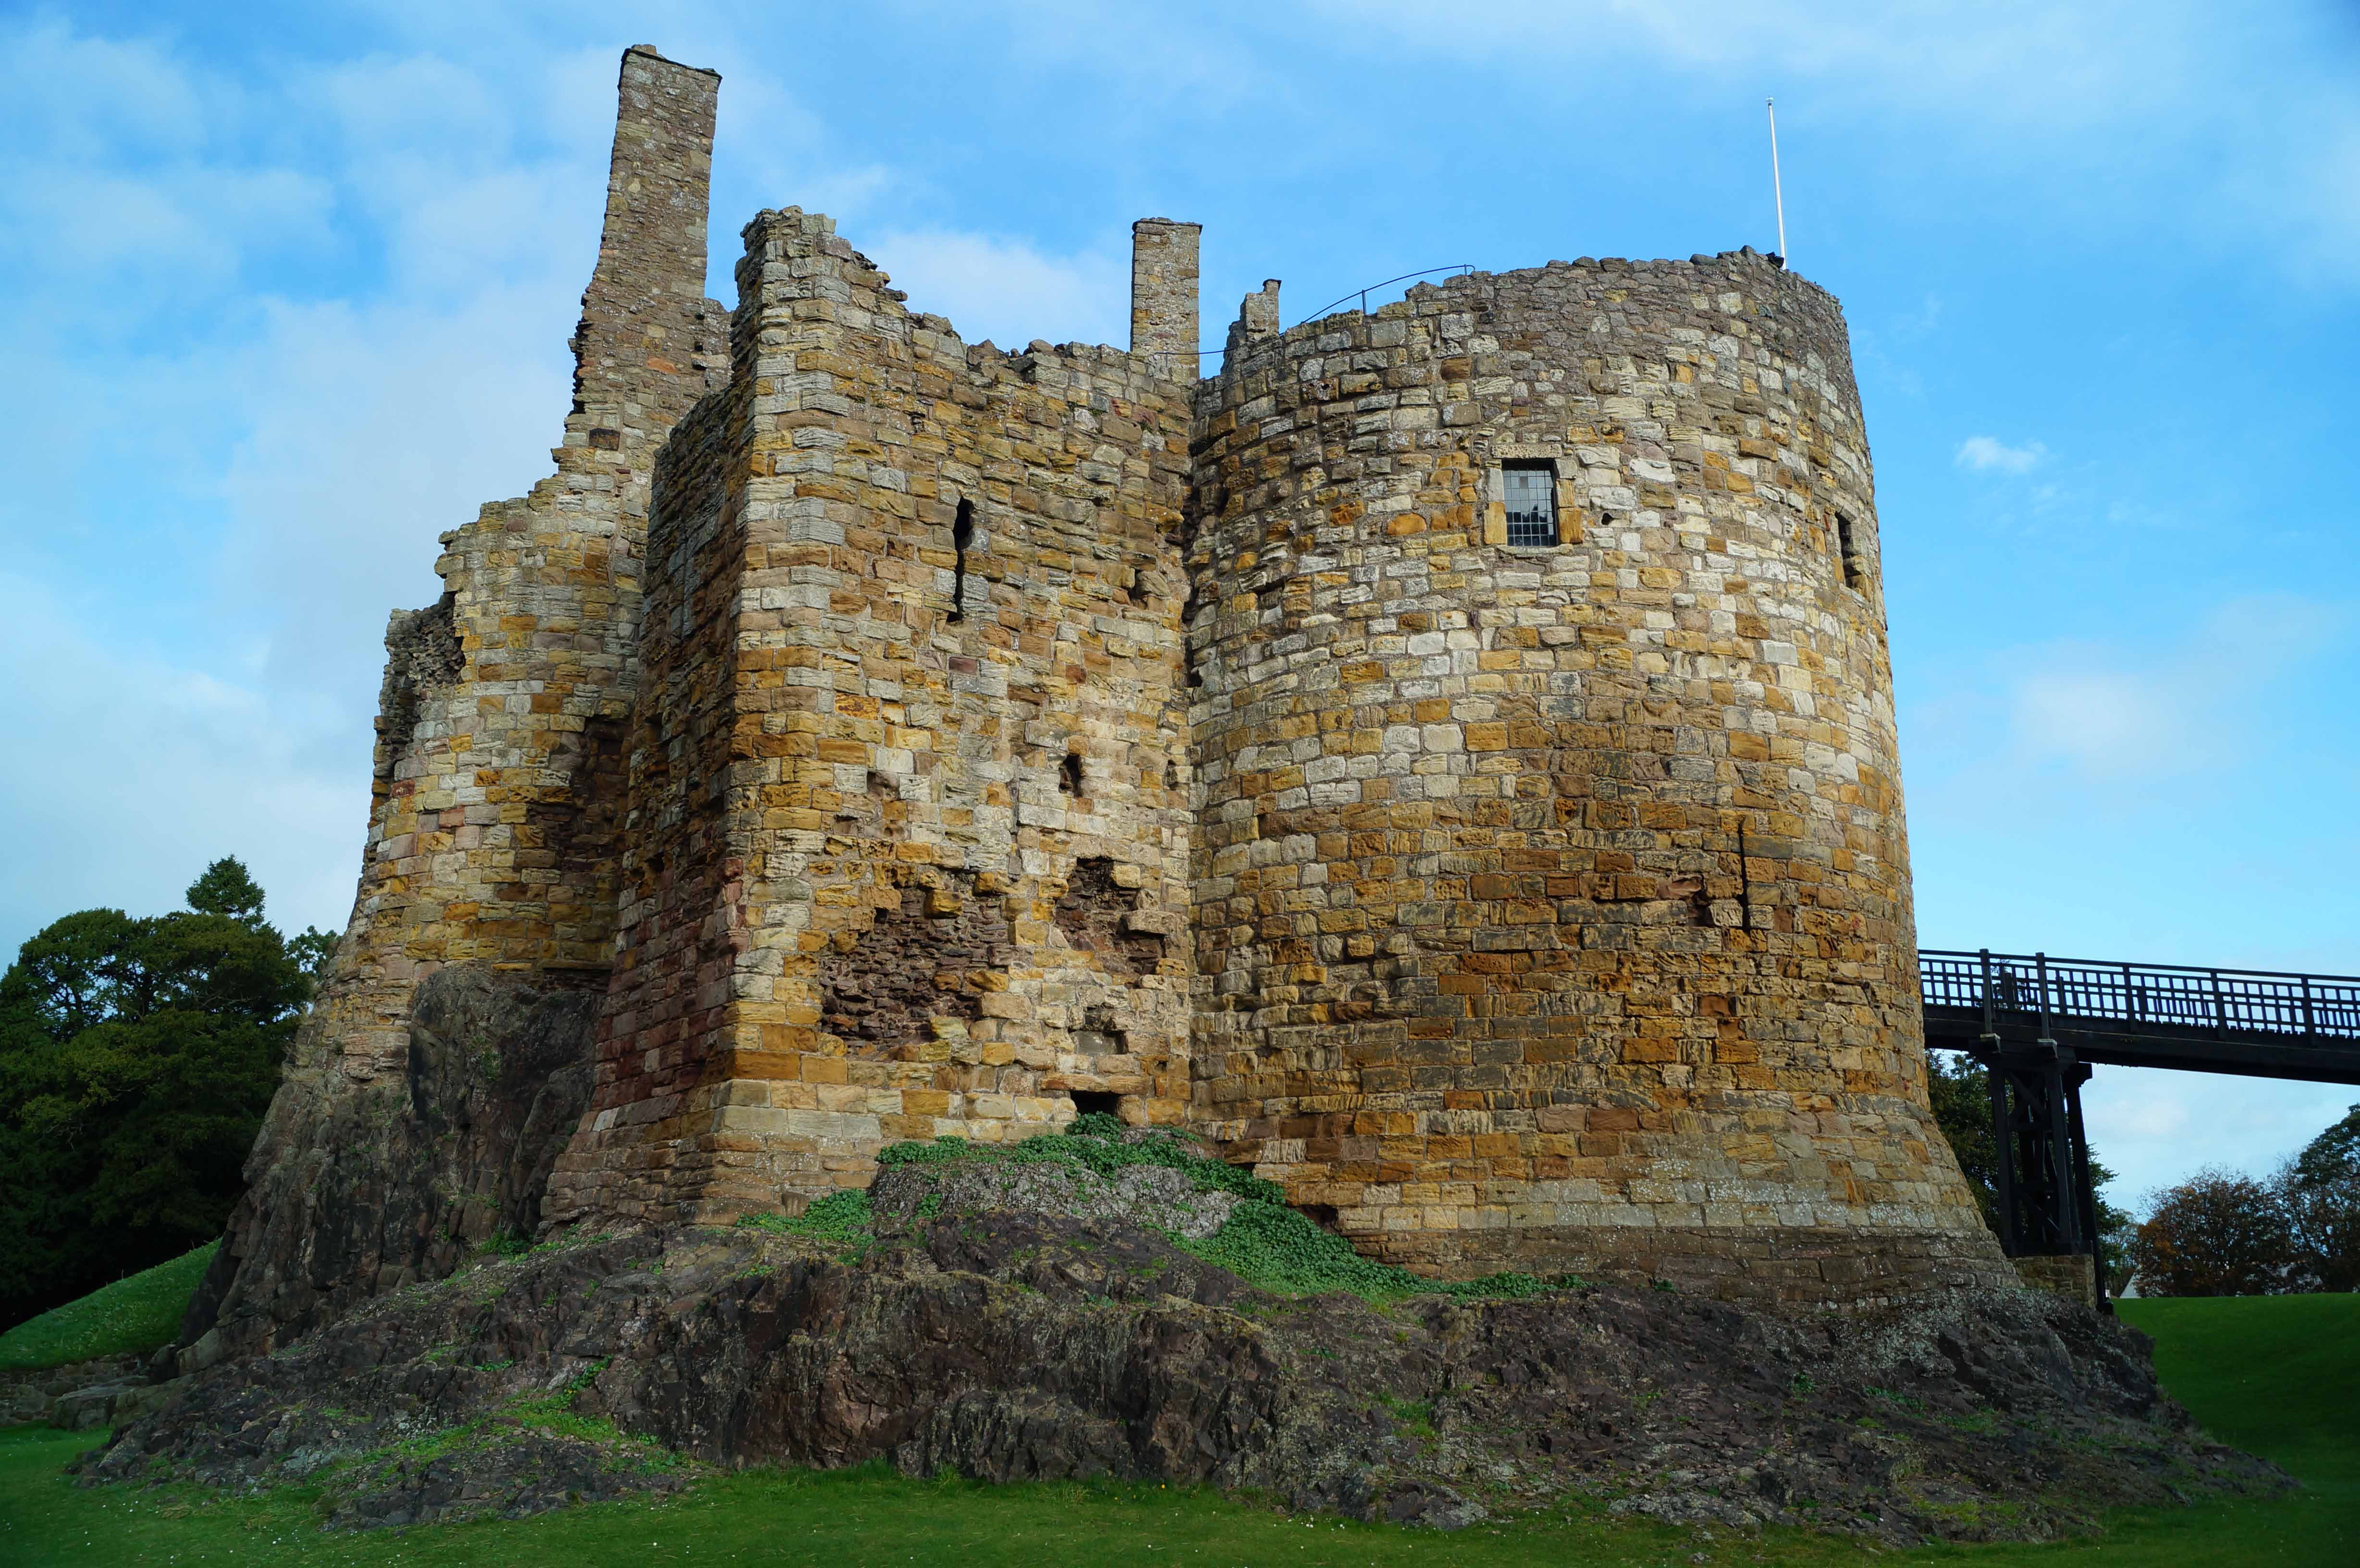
[1129,218,1202,382]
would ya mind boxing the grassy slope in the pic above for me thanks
[0,1243,215,1372]
[1,1291,2353,1567]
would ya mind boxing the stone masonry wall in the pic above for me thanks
[308,46,725,1079]
[206,48,2027,1319]
[186,49,729,1358]
[545,210,1197,1225]
[1185,254,2011,1304]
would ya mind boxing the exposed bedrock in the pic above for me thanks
[177,968,600,1370]
[99,1216,2282,1543]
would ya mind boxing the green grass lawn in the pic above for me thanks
[0,1244,216,1372]
[0,1291,2353,1567]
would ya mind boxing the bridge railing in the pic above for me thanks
[1920,949,2360,1041]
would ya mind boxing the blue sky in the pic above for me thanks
[4,0,2356,1208]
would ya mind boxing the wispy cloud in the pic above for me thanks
[864,228,1128,350]
[1998,596,2344,779]
[0,571,358,947]
[2089,1072,2357,1216]
[1318,0,2360,287]
[1954,435,2046,474]
[0,10,1159,953]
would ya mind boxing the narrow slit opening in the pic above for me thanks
[1834,510,1863,589]
[1059,751,1085,796]
[1180,581,1204,687]
[949,498,975,621]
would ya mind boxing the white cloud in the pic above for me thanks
[863,229,1129,351]
[1954,435,2046,474]
[0,573,362,947]
[214,284,579,703]
[2010,669,2182,771]
[2086,1071,2358,1216]
[1996,596,2344,781]
[1316,0,2360,286]
[0,9,1141,961]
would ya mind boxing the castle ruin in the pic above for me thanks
[189,47,2011,1361]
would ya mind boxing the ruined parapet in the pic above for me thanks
[314,43,723,1079]
[542,209,1198,1226]
[189,38,2036,1344]
[1130,219,1201,381]
[1184,253,2012,1306]
[181,49,726,1363]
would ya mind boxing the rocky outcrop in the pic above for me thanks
[0,1355,143,1426]
[90,1213,2284,1542]
[177,967,599,1370]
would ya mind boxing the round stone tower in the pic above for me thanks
[1185,250,2010,1305]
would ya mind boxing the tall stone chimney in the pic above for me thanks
[1129,218,1202,381]
[563,46,723,514]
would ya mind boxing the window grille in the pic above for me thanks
[1502,463,1557,547]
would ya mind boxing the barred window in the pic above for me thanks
[1503,462,1557,547]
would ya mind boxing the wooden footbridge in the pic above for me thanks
[1918,949,2360,1274]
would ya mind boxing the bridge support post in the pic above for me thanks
[1975,1040,2108,1310]
[1923,943,2360,1312]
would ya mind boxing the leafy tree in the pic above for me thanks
[2127,1169,2292,1297]
[2277,1103,2360,1293]
[288,925,340,995]
[1926,1050,2000,1228]
[0,859,310,1329]
[2290,1103,2360,1189]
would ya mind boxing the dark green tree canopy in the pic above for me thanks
[0,858,321,1329]
[184,857,268,924]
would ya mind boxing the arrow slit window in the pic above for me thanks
[1835,510,1863,588]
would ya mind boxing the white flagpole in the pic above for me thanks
[1767,97,1788,261]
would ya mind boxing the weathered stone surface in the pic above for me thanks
[179,968,599,1366]
[867,1154,1240,1240]
[89,1217,2282,1543]
[542,206,1199,1227]
[1186,256,2006,1290]
[1130,218,1202,377]
[320,1425,690,1531]
[0,1355,142,1426]
[196,40,2020,1351]
[43,1376,188,1432]
[2013,1253,2100,1309]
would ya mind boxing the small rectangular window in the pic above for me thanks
[1502,462,1557,547]
[1834,511,1863,589]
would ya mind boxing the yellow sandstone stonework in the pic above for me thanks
[289,46,2008,1310]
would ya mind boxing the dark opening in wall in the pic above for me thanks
[1059,751,1085,796]
[1069,1090,1120,1121]
[1053,857,1165,975]
[949,499,975,621]
[819,875,1010,1053]
[1502,460,1558,547]
[1835,510,1863,589]
[1180,582,1204,687]
[1300,1203,1341,1233]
